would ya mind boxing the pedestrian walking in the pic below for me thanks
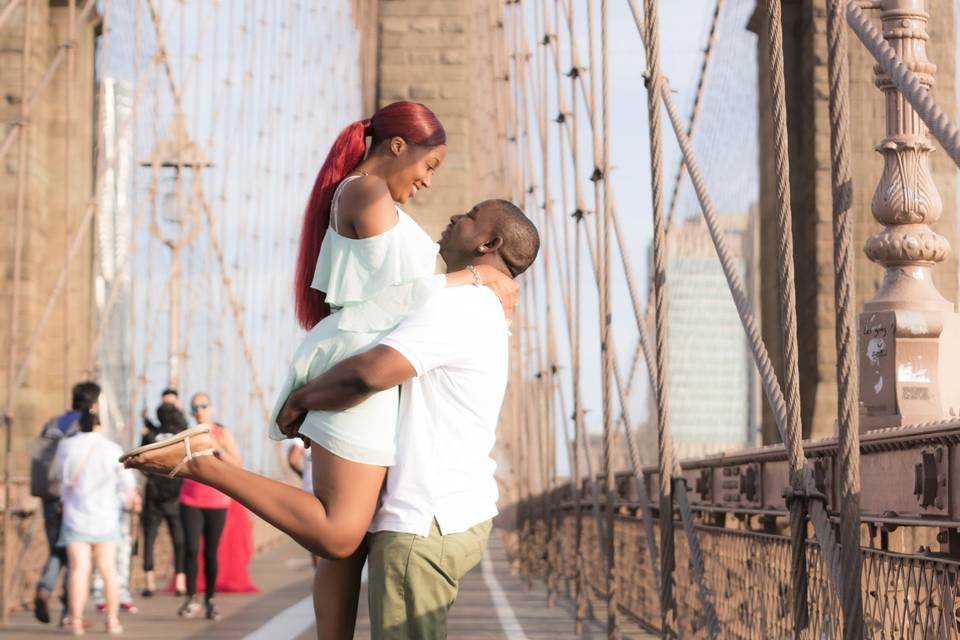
[28,381,100,628]
[56,411,138,635]
[139,401,188,597]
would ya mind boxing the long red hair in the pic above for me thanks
[293,101,447,330]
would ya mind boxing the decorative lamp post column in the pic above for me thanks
[859,0,960,429]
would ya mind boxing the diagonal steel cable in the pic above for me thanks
[845,0,960,169]
[663,0,724,231]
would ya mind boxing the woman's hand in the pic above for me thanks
[474,264,519,320]
[276,395,307,439]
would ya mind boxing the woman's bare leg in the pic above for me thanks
[92,543,119,623]
[310,448,370,640]
[124,433,385,559]
[313,545,367,640]
[66,543,91,624]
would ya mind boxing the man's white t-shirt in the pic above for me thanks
[372,285,509,537]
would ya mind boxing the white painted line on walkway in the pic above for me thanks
[481,552,530,640]
[242,595,314,640]
[242,561,368,640]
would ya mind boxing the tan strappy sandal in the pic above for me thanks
[118,425,217,478]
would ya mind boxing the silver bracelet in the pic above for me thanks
[466,264,483,287]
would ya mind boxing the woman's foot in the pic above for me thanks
[177,596,202,619]
[68,615,85,636]
[60,614,92,630]
[120,602,138,614]
[174,572,186,595]
[205,599,221,621]
[105,616,123,636]
[121,427,217,479]
[140,589,154,598]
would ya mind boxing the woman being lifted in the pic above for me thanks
[124,101,517,639]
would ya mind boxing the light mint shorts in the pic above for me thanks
[269,311,398,466]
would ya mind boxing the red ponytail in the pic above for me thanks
[293,102,447,330]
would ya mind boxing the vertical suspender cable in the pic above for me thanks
[825,0,865,636]
[1,0,32,623]
[598,0,619,636]
[763,0,814,632]
[640,0,677,636]
[64,0,76,402]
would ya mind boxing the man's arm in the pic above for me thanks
[275,345,416,436]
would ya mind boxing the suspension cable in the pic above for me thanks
[826,0,865,635]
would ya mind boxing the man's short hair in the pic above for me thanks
[482,199,540,277]
[71,382,101,412]
[161,387,178,398]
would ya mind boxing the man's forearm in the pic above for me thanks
[286,345,416,416]
[289,360,377,413]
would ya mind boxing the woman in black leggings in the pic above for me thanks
[176,394,241,620]
[140,402,188,596]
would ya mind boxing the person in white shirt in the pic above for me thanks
[56,411,138,636]
[121,199,539,639]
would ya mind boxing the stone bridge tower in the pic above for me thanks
[0,3,98,471]
[355,0,514,239]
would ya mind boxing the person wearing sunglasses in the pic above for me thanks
[176,394,241,621]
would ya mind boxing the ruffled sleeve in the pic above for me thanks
[310,210,444,332]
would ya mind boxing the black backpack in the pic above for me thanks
[29,413,80,499]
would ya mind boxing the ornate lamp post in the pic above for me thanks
[859,0,960,429]
[140,112,211,391]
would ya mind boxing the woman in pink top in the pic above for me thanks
[176,393,240,621]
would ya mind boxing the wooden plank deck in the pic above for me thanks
[3,530,656,639]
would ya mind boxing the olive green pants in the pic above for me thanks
[367,518,492,639]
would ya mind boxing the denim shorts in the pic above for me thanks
[58,524,119,547]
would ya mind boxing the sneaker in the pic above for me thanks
[140,589,154,598]
[205,599,221,622]
[177,596,202,619]
[33,591,50,624]
[120,602,138,614]
[95,603,106,613]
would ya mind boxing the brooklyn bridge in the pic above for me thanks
[1,0,959,638]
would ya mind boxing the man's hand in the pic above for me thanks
[276,392,307,438]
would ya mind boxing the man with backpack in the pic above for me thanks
[29,381,101,626]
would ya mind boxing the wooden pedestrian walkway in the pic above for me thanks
[2,530,655,639]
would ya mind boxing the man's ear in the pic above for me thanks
[477,235,504,255]
[389,136,407,157]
